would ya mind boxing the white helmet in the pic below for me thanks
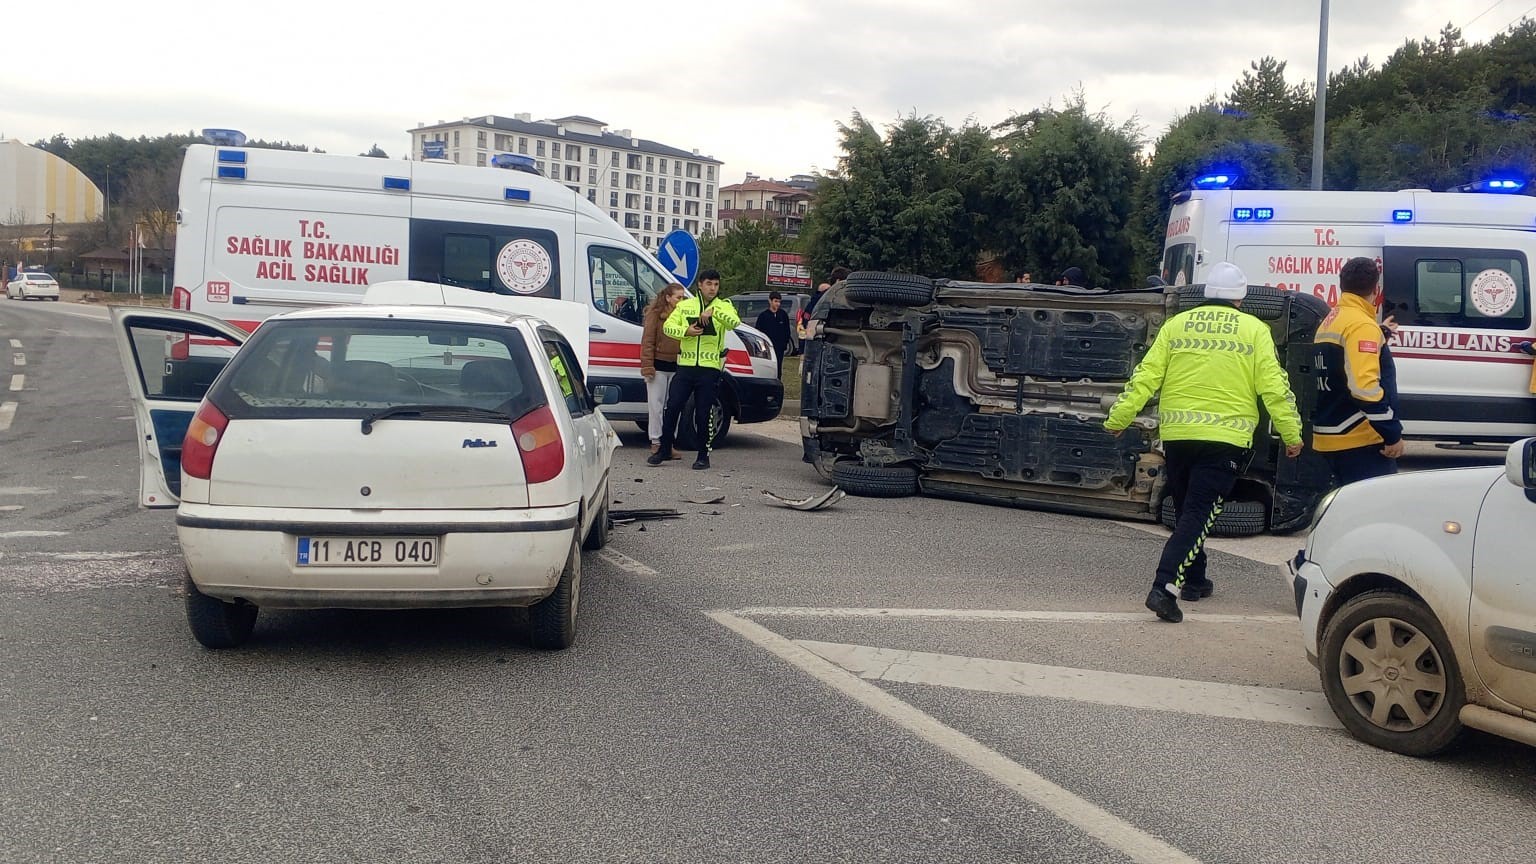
[1204,262,1248,301]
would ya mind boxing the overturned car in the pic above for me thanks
[800,272,1334,536]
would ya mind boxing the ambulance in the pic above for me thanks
[1163,180,1536,442]
[167,137,784,445]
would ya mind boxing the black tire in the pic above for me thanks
[830,462,919,498]
[1175,282,1290,322]
[675,395,732,451]
[1159,497,1268,537]
[844,271,935,307]
[1319,591,1466,756]
[582,492,610,551]
[184,574,257,649]
[528,537,581,650]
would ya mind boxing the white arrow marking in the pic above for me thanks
[662,242,690,278]
[798,640,1341,729]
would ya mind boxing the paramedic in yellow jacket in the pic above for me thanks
[647,269,740,470]
[1105,262,1304,623]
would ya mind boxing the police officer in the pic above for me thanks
[1105,262,1304,623]
[648,269,740,470]
[1312,257,1404,482]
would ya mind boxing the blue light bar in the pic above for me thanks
[1254,207,1275,221]
[1233,207,1254,221]
[1193,172,1240,190]
[1393,209,1414,223]
[383,177,410,191]
[504,188,531,202]
[202,128,247,147]
[1453,178,1528,194]
[217,149,247,164]
[216,166,246,180]
[492,153,536,169]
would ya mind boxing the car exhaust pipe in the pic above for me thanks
[1460,704,1536,748]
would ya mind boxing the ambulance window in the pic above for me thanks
[1162,243,1195,287]
[1409,253,1528,329]
[443,235,492,290]
[409,219,562,300]
[589,245,668,325]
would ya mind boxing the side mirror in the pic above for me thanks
[592,384,621,406]
[1505,438,1536,489]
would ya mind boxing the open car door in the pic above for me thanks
[111,308,248,507]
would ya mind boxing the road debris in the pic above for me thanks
[762,487,847,511]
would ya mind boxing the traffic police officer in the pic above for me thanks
[1105,262,1304,623]
[648,269,740,470]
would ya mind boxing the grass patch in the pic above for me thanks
[782,354,802,401]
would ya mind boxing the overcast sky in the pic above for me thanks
[2,1,1528,185]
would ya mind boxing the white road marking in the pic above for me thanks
[0,530,69,538]
[710,612,1201,864]
[15,303,110,321]
[0,487,55,495]
[8,339,20,348]
[798,640,1341,730]
[8,374,21,391]
[595,548,659,577]
[737,607,1297,624]
[0,505,23,512]
[1115,520,1303,567]
[0,401,15,432]
[11,353,24,367]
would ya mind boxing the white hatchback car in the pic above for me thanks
[6,271,61,300]
[113,303,618,650]
[1291,438,1536,755]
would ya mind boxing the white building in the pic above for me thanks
[408,115,722,248]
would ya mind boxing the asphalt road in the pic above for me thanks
[2,298,1531,864]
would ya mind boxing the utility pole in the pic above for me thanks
[1311,0,1330,190]
[45,212,57,270]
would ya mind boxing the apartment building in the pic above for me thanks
[717,173,818,237]
[409,115,722,248]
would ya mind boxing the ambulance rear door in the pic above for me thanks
[1382,225,1536,440]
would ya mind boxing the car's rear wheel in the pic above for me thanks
[1319,591,1465,756]
[830,462,919,498]
[184,574,258,649]
[582,492,610,551]
[675,394,731,451]
[1159,496,1268,537]
[528,536,581,650]
[844,272,936,307]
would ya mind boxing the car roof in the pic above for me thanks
[267,305,537,328]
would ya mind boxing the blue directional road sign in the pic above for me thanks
[656,229,700,288]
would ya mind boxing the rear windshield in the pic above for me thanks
[25,274,54,281]
[211,318,546,420]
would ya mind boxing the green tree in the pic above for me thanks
[990,97,1142,286]
[698,217,802,297]
[360,144,389,158]
[1132,108,1300,274]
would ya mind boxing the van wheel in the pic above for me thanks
[831,462,919,498]
[844,272,935,307]
[675,395,731,450]
[184,574,257,649]
[1159,497,1268,537]
[1319,591,1465,756]
[528,537,581,650]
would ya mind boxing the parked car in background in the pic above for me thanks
[112,300,619,651]
[733,291,812,355]
[1291,438,1536,756]
[800,271,1334,536]
[6,271,61,301]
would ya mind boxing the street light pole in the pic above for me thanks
[1311,0,1330,190]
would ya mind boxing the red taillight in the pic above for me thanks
[182,401,229,480]
[172,286,192,310]
[511,404,564,484]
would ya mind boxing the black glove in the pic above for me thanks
[1519,341,1536,357]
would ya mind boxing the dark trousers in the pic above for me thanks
[772,343,789,378]
[659,366,722,457]
[1323,445,1397,486]
[1155,440,1247,591]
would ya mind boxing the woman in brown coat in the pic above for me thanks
[641,283,686,455]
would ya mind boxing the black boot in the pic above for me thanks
[691,454,710,470]
[1180,579,1214,602]
[1146,587,1183,623]
[647,450,670,466]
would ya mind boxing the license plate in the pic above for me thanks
[297,536,438,567]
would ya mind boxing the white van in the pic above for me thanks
[1164,187,1536,442]
[169,142,784,445]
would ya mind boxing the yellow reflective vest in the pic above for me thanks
[663,295,741,370]
[1105,301,1303,448]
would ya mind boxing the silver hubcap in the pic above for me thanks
[1338,616,1447,731]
